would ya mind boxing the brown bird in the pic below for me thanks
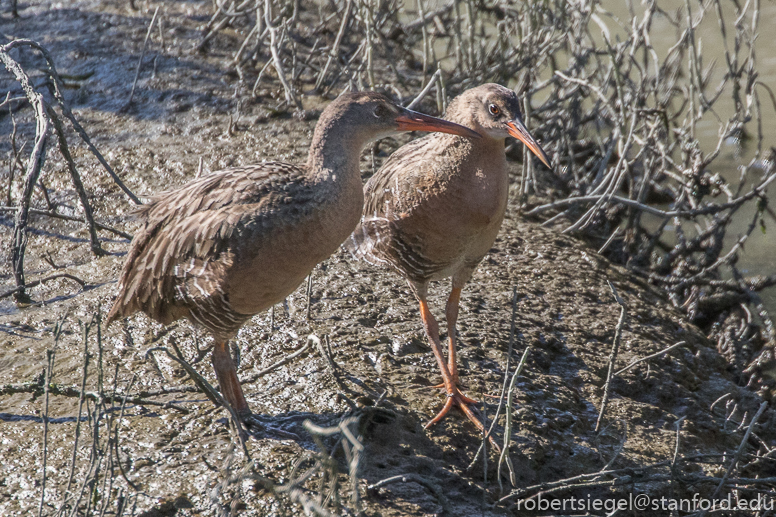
[106,91,480,430]
[347,84,551,442]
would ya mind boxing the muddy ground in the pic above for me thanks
[2,1,776,516]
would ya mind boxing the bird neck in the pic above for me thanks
[446,131,507,158]
[305,122,367,189]
[303,124,366,236]
[477,134,507,152]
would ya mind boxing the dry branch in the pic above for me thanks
[0,272,86,300]
[595,281,627,432]
[0,40,51,302]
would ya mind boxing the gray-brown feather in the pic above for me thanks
[348,84,521,288]
[107,162,315,338]
[347,133,475,283]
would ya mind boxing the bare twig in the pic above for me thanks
[707,401,768,503]
[0,41,51,301]
[38,347,57,517]
[2,39,141,204]
[367,474,450,513]
[124,6,160,110]
[0,273,87,300]
[47,106,105,256]
[497,344,532,491]
[614,341,686,376]
[264,0,301,109]
[595,281,627,432]
[145,346,249,456]
[244,335,314,383]
[0,206,132,239]
[406,69,442,110]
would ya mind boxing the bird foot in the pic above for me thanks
[241,413,301,441]
[424,386,480,429]
[425,386,501,453]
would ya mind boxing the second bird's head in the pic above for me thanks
[448,83,552,169]
[319,91,481,144]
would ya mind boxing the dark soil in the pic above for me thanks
[1,1,775,516]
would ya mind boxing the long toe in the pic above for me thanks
[424,388,480,427]
[425,389,501,452]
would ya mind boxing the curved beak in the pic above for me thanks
[506,119,552,169]
[396,108,481,139]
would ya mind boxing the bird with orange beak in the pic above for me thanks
[348,84,552,445]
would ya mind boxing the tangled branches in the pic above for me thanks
[0,39,140,302]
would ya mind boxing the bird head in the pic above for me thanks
[450,84,552,169]
[324,91,481,143]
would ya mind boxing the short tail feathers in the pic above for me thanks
[105,272,140,327]
[105,304,119,327]
[105,293,130,328]
[345,216,394,267]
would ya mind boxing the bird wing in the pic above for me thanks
[107,163,308,325]
[135,163,304,229]
[346,134,463,280]
[362,135,441,219]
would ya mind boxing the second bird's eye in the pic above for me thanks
[374,105,390,118]
[488,104,500,116]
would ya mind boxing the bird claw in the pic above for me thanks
[430,380,477,405]
[448,391,479,405]
[425,386,480,428]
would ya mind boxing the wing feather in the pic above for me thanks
[347,133,467,282]
[107,163,307,325]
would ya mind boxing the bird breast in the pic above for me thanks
[441,153,509,231]
[224,176,363,315]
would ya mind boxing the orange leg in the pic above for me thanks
[419,299,496,446]
[431,287,462,388]
[212,340,250,417]
[445,287,462,384]
[211,340,300,440]
[420,296,501,451]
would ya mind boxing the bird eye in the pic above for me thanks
[374,105,390,118]
[488,104,500,116]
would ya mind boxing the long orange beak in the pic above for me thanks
[507,119,552,169]
[396,108,481,139]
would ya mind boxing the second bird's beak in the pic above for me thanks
[396,109,481,140]
[506,119,552,169]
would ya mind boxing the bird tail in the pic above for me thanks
[104,301,122,328]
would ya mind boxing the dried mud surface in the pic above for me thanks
[1,1,775,516]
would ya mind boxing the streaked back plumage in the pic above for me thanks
[107,162,314,338]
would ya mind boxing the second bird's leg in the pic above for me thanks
[419,300,478,415]
[419,298,501,452]
[444,287,462,384]
[212,340,301,440]
[212,340,250,417]
[431,286,463,388]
